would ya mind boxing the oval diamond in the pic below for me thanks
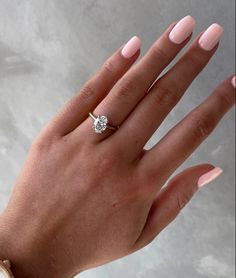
[93,115,108,134]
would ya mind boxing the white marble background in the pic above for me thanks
[0,0,235,277]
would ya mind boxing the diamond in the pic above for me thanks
[93,115,108,134]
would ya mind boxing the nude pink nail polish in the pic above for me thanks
[199,23,224,51]
[121,36,141,59]
[232,76,236,88]
[169,15,196,44]
[198,167,223,188]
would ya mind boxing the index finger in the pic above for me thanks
[142,76,235,182]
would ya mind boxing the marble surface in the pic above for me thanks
[0,0,235,277]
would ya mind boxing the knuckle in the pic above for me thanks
[217,91,235,108]
[185,52,206,72]
[95,156,111,176]
[95,147,119,172]
[177,191,192,210]
[138,166,161,188]
[152,86,179,107]
[79,83,95,103]
[192,114,215,139]
[103,59,117,76]
[151,45,170,61]
[31,133,54,154]
[117,77,135,99]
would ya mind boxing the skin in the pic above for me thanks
[0,21,235,278]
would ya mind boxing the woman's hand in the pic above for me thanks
[0,16,235,278]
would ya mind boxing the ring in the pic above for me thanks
[89,112,119,134]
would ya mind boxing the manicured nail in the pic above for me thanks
[199,23,224,51]
[121,36,141,59]
[169,15,196,44]
[198,167,223,188]
[231,76,236,88]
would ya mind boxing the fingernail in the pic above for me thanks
[169,15,196,44]
[231,76,236,88]
[198,167,223,188]
[199,23,224,51]
[121,36,141,59]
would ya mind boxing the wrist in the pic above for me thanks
[0,212,35,278]
[0,212,71,278]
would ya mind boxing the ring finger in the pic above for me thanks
[79,16,196,141]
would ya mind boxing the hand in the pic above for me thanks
[0,16,235,278]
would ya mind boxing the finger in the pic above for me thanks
[43,39,141,136]
[131,164,222,251]
[143,76,235,181]
[116,23,223,154]
[81,16,196,141]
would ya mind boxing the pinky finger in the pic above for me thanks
[131,164,223,251]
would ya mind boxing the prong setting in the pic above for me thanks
[93,115,109,134]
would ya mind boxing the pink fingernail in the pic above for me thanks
[199,23,224,51]
[198,167,223,188]
[231,76,236,88]
[121,36,141,59]
[169,15,196,44]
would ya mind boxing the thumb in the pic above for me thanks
[132,164,223,251]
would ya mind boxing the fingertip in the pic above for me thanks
[121,36,142,59]
[198,23,224,51]
[198,167,223,188]
[231,75,236,88]
[169,15,196,44]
